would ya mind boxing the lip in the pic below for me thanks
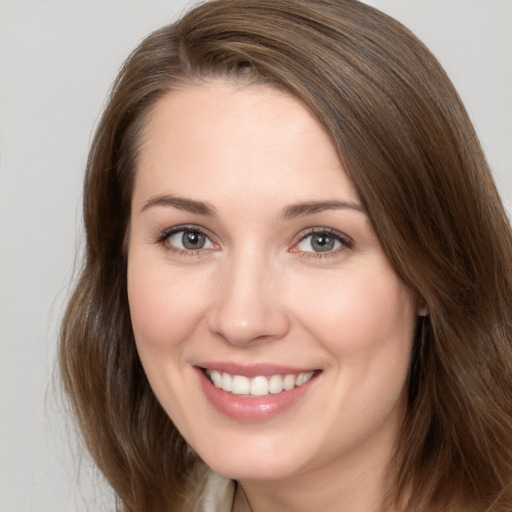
[194,363,320,422]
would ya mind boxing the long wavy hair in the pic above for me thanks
[59,1,512,510]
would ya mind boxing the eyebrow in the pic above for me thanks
[140,194,365,219]
[140,194,217,216]
[281,200,365,219]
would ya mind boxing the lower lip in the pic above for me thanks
[196,368,317,422]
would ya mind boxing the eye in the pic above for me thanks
[293,229,352,255]
[163,227,216,252]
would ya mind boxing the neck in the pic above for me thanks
[233,482,252,512]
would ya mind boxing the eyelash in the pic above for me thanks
[292,227,353,259]
[155,225,353,258]
[155,225,218,257]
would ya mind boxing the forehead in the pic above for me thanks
[133,81,360,211]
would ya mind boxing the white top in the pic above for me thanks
[195,470,236,512]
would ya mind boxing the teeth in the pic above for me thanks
[232,375,250,395]
[221,372,232,392]
[283,374,296,391]
[268,374,283,394]
[250,376,269,396]
[210,370,222,388]
[207,370,314,397]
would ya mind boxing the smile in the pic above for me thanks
[196,364,320,421]
[206,369,315,397]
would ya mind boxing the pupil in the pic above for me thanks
[312,234,334,252]
[182,231,205,250]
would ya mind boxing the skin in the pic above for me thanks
[127,81,419,512]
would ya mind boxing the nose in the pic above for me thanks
[207,255,290,347]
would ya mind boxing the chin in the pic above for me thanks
[204,453,302,482]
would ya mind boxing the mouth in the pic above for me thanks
[194,361,323,423]
[203,368,316,397]
[196,365,321,421]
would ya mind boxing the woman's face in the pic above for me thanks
[128,81,418,482]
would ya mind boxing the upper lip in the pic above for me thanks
[197,362,318,378]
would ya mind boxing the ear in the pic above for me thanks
[417,297,429,317]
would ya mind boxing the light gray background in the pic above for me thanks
[1,1,511,510]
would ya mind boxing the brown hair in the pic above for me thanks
[59,1,512,510]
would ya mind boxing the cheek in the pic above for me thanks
[294,269,416,352]
[292,269,416,441]
[127,254,207,356]
[290,266,417,414]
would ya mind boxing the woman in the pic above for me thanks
[59,0,512,511]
